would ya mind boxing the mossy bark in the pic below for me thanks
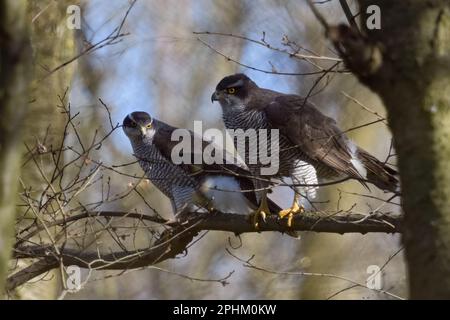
[0,0,31,294]
[13,1,77,299]
[23,1,76,184]
[356,0,450,298]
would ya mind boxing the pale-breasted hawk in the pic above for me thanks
[211,73,398,226]
[123,111,282,222]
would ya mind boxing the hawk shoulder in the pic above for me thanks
[153,124,259,205]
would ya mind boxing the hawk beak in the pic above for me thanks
[211,91,219,103]
[140,126,146,136]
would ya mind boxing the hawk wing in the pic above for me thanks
[265,94,365,180]
[152,123,260,206]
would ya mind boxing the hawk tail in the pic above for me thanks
[357,149,399,194]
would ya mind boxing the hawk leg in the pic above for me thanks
[249,192,271,230]
[278,193,304,227]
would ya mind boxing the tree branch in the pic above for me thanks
[7,211,401,291]
[339,0,360,31]
[7,224,199,291]
[307,0,383,81]
[193,211,401,234]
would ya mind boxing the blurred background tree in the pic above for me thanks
[0,0,31,294]
[10,0,79,300]
[330,0,450,299]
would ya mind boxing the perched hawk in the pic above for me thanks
[122,111,282,222]
[211,73,398,226]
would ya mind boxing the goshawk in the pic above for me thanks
[123,111,282,222]
[211,73,398,226]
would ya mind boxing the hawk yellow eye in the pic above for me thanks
[146,124,152,128]
[227,87,236,94]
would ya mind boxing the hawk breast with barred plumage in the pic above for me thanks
[212,73,398,195]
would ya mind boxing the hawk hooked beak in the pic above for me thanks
[139,126,146,136]
[211,91,220,103]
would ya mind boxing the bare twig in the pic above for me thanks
[226,249,405,300]
[40,0,136,80]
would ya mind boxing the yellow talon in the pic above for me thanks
[278,201,304,227]
[249,195,271,230]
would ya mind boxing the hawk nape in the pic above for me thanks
[122,111,282,227]
[211,73,398,226]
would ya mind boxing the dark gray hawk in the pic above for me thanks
[211,73,398,226]
[122,111,282,222]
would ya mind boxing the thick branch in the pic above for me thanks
[194,211,401,234]
[7,211,401,291]
[7,225,198,291]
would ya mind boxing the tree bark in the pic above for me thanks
[10,1,78,300]
[0,0,31,294]
[334,0,450,298]
[24,0,76,185]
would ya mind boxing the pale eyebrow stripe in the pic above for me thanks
[226,79,244,88]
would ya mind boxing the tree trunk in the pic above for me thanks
[0,0,31,293]
[351,0,450,298]
[24,0,76,184]
[12,0,78,299]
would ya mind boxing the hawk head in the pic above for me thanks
[123,111,155,140]
[211,73,257,109]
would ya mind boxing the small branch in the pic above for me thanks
[339,0,360,31]
[341,91,386,122]
[8,224,198,291]
[15,210,167,247]
[307,1,383,81]
[193,31,342,62]
[226,249,404,300]
[5,258,58,293]
[196,38,336,76]
[40,0,136,80]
